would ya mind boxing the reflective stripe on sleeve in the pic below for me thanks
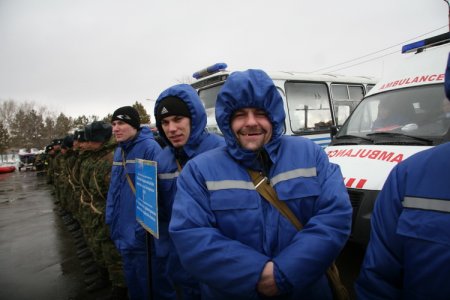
[403,196,450,213]
[271,167,317,186]
[158,172,179,180]
[113,160,136,166]
[206,180,255,191]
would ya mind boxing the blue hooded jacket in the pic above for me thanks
[106,126,161,251]
[169,70,352,299]
[154,84,225,284]
[356,142,450,299]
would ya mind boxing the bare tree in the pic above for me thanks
[0,99,105,150]
[54,113,73,138]
[43,116,56,145]
[0,99,18,130]
[0,121,10,160]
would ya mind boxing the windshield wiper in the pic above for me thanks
[335,134,373,142]
[366,132,433,145]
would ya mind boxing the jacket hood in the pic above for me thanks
[215,69,285,167]
[155,84,208,156]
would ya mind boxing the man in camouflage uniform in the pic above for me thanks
[64,131,82,225]
[56,135,75,216]
[46,139,61,185]
[80,121,128,298]
[34,148,48,175]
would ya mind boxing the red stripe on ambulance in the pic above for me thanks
[343,177,367,189]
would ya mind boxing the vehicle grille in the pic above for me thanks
[347,189,364,228]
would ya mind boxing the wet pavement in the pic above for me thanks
[0,169,111,300]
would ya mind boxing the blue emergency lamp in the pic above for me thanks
[402,32,450,53]
[192,63,228,79]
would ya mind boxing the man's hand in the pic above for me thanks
[257,261,279,297]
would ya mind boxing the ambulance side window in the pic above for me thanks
[331,84,365,126]
[349,86,364,101]
[285,82,332,133]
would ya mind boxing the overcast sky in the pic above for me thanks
[0,0,447,120]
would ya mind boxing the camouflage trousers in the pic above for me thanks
[83,207,127,288]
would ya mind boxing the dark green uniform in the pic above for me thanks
[89,141,127,289]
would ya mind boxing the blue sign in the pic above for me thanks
[135,159,158,238]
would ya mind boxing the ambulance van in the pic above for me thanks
[191,64,377,146]
[325,32,450,245]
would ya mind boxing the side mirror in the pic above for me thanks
[330,125,338,138]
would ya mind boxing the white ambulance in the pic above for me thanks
[191,64,377,146]
[326,32,450,245]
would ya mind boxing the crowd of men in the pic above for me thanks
[42,61,450,300]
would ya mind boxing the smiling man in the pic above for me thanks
[169,69,352,299]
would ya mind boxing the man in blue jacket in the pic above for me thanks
[169,70,352,299]
[154,84,225,299]
[106,106,162,300]
[355,56,450,300]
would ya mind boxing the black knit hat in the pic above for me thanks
[155,96,191,123]
[85,121,112,142]
[111,106,140,129]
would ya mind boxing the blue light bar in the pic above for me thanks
[402,32,450,53]
[192,63,227,79]
[401,40,426,53]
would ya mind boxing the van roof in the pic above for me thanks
[192,69,377,89]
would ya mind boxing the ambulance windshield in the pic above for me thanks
[338,84,449,140]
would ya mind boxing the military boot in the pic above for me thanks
[75,238,86,248]
[72,229,83,239]
[86,277,109,293]
[84,265,98,275]
[67,223,80,232]
[76,247,89,256]
[81,258,96,268]
[84,273,99,286]
[78,249,92,260]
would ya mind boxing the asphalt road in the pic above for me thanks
[0,169,110,300]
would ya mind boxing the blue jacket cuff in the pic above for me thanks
[274,261,293,294]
